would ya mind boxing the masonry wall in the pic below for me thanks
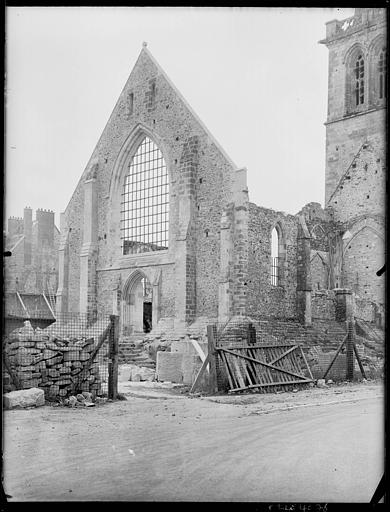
[327,143,386,223]
[342,227,385,305]
[65,187,84,312]
[323,8,386,203]
[247,203,298,319]
[311,291,336,320]
[4,327,106,399]
[61,47,236,324]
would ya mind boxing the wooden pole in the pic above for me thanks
[108,315,119,399]
[207,325,218,394]
[352,341,367,379]
[346,321,354,381]
[322,334,348,380]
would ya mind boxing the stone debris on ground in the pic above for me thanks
[316,379,328,388]
[119,363,156,382]
[4,387,45,410]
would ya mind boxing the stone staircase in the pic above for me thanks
[118,334,156,368]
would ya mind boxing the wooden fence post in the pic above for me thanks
[207,325,218,394]
[108,315,119,399]
[346,320,354,381]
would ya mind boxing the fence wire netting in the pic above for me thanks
[3,311,116,399]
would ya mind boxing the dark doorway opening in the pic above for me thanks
[143,302,152,333]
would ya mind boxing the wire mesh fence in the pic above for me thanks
[3,311,119,400]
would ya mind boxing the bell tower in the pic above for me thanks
[320,8,386,207]
[320,8,386,307]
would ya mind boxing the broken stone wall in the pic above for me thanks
[247,203,298,319]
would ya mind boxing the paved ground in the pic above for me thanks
[2,380,384,502]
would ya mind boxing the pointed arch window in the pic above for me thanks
[271,227,280,287]
[121,137,169,255]
[354,54,365,106]
[378,48,387,100]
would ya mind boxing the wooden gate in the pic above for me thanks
[216,343,314,393]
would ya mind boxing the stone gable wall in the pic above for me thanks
[61,48,236,322]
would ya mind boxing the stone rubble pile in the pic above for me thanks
[4,329,106,400]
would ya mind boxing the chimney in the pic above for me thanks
[36,208,55,248]
[7,216,23,237]
[23,207,33,265]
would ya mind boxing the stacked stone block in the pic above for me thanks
[4,331,105,399]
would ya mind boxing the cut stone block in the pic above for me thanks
[129,366,155,382]
[18,341,36,348]
[17,371,33,380]
[21,379,41,389]
[4,387,45,409]
[17,365,35,372]
[49,384,60,396]
[80,351,91,361]
[181,354,203,385]
[32,354,45,364]
[23,348,41,355]
[64,350,80,362]
[17,354,34,366]
[46,356,63,367]
[156,352,183,383]
[43,349,59,360]
[57,379,72,386]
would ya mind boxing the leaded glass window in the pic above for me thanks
[354,55,365,106]
[378,48,386,100]
[271,227,279,287]
[121,137,169,255]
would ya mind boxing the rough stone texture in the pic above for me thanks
[156,352,183,383]
[321,8,386,202]
[320,9,386,307]
[247,204,298,319]
[128,366,155,382]
[181,354,203,386]
[311,291,336,320]
[58,45,236,336]
[3,387,45,409]
[3,331,105,399]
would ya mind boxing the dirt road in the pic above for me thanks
[3,381,384,502]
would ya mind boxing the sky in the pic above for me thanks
[5,6,356,228]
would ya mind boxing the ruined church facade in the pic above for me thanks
[57,8,386,339]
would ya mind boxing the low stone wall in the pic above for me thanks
[3,331,105,400]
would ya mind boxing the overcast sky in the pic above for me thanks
[5,6,355,227]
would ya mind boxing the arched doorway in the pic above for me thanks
[121,271,153,336]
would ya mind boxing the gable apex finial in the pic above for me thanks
[142,41,148,48]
